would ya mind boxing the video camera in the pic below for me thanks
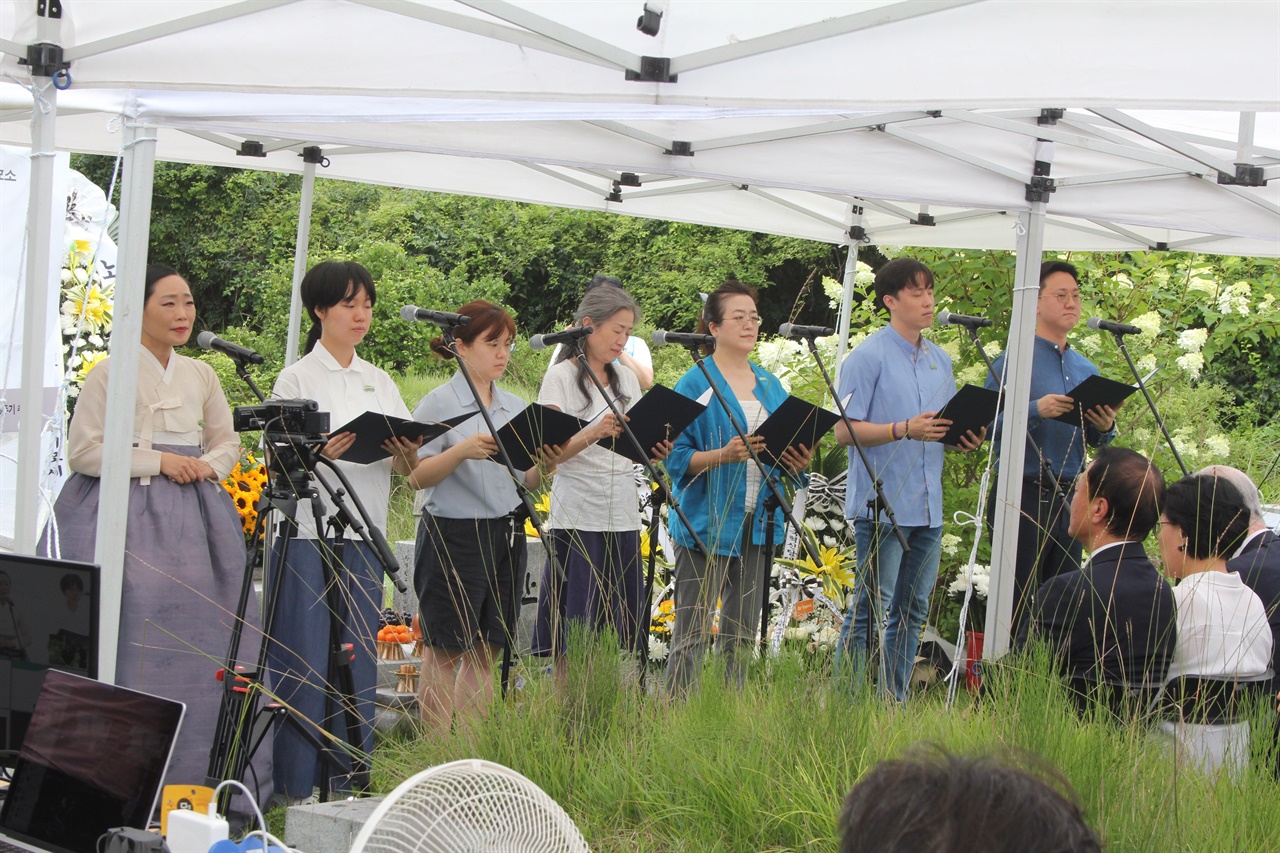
[232,398,329,439]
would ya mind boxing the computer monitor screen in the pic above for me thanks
[0,554,99,766]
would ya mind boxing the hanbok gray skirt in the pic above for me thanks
[42,445,273,806]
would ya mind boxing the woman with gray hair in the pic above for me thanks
[531,282,670,660]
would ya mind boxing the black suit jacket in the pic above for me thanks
[1016,541,1176,686]
[1227,529,1280,691]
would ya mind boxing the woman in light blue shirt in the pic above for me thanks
[405,300,553,735]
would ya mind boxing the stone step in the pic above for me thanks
[285,796,384,853]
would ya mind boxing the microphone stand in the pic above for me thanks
[558,338,709,686]
[679,343,823,657]
[439,323,562,698]
[1104,332,1188,477]
[965,328,1069,501]
[794,333,910,553]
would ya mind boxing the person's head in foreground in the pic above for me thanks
[838,745,1102,853]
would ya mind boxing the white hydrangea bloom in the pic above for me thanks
[1130,311,1162,339]
[1152,268,1170,287]
[822,275,844,307]
[1259,292,1275,313]
[1177,328,1208,353]
[855,261,875,287]
[1074,334,1101,354]
[1202,434,1230,459]
[937,339,961,361]
[1217,282,1252,316]
[1136,353,1158,374]
[1176,352,1204,380]
[1112,272,1134,290]
[1186,276,1218,296]
[985,340,1002,359]
[941,533,962,557]
[959,364,987,385]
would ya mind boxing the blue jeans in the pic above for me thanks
[835,520,942,702]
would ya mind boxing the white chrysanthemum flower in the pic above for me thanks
[813,626,840,648]
[807,517,827,532]
[1176,352,1204,380]
[1202,434,1231,459]
[1136,354,1158,374]
[1130,311,1162,339]
[822,535,838,547]
[941,533,962,556]
[647,636,669,662]
[1217,282,1252,316]
[87,333,103,347]
[1177,328,1208,353]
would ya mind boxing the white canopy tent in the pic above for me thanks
[1,0,1277,679]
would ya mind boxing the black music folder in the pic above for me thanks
[599,383,708,464]
[753,395,841,468]
[493,402,587,471]
[1051,374,1138,425]
[333,411,476,464]
[934,384,1001,446]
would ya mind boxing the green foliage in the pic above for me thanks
[374,641,1280,852]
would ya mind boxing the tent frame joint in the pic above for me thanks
[664,140,693,157]
[911,213,936,227]
[1025,175,1056,203]
[237,140,267,158]
[1217,163,1268,187]
[848,224,868,242]
[20,41,68,78]
[624,55,677,83]
[1038,108,1065,126]
[300,146,329,167]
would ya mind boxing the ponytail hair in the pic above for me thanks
[300,260,376,355]
[429,300,516,359]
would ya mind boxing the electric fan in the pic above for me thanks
[348,758,590,853]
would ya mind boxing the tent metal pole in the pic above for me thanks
[835,202,861,365]
[93,123,157,685]
[983,202,1046,658]
[285,157,317,368]
[13,71,57,554]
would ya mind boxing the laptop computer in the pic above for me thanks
[0,670,184,853]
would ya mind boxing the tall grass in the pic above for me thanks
[372,636,1279,852]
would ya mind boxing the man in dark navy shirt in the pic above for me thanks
[1016,446,1174,711]
[987,261,1118,635]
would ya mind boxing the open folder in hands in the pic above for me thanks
[493,402,587,471]
[597,383,708,464]
[331,410,476,464]
[753,395,841,469]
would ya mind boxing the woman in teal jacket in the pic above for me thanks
[664,280,812,694]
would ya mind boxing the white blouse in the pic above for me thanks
[1166,570,1272,682]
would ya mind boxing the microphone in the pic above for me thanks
[651,330,716,348]
[1087,317,1143,336]
[196,331,265,365]
[935,310,993,329]
[528,326,594,351]
[778,323,835,339]
[400,305,473,327]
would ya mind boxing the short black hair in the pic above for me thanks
[1039,261,1079,290]
[585,274,623,293]
[60,573,85,594]
[873,258,934,312]
[1163,473,1252,560]
[300,260,377,354]
[144,264,183,302]
[696,279,759,356]
[838,745,1102,853]
[1083,446,1165,541]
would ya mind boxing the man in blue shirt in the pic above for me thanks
[985,261,1117,636]
[833,258,985,702]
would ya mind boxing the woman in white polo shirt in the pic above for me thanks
[267,260,418,801]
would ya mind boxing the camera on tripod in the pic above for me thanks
[233,398,329,439]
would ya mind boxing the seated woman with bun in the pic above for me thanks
[1157,472,1272,776]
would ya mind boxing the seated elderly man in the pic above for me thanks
[1015,446,1175,714]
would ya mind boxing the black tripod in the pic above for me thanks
[206,379,405,808]
[673,343,823,659]
[551,337,708,686]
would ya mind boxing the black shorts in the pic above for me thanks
[415,513,525,652]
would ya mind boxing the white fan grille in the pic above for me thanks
[350,759,590,853]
